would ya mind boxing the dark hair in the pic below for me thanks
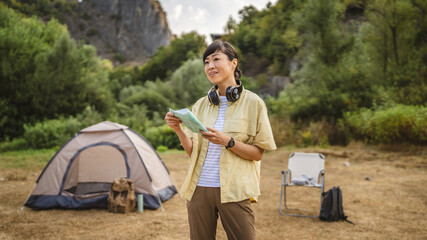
[203,40,242,81]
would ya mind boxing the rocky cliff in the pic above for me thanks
[65,0,173,65]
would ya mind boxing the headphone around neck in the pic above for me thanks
[208,80,243,106]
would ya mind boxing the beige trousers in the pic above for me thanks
[187,187,255,240]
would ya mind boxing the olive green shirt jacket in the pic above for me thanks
[180,88,277,203]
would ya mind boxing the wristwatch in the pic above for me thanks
[225,137,235,150]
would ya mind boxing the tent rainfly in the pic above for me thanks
[25,121,177,210]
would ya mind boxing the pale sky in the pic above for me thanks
[158,1,277,42]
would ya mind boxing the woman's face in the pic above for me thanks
[204,50,237,85]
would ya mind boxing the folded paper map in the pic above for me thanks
[169,108,208,133]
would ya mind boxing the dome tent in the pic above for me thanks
[25,121,177,210]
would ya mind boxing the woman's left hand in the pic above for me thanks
[202,128,264,161]
[200,127,231,146]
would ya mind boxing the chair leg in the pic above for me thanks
[279,183,285,215]
[279,170,286,215]
[279,170,320,218]
[280,185,322,218]
[283,185,290,210]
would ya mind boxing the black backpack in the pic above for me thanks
[319,186,353,224]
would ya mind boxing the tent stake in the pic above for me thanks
[157,195,165,212]
[20,182,37,211]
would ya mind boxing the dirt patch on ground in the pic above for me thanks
[0,143,426,239]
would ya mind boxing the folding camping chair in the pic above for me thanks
[279,152,325,217]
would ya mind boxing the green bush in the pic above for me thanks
[108,103,151,135]
[137,32,206,82]
[113,52,126,63]
[270,117,332,147]
[343,105,427,144]
[1,104,159,151]
[0,106,104,152]
[75,106,104,127]
[144,124,181,150]
[168,58,210,108]
[23,117,82,149]
[156,145,168,152]
[120,80,175,119]
[0,138,28,152]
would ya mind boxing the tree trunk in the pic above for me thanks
[391,27,399,65]
[383,29,388,74]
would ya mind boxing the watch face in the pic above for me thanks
[228,138,235,148]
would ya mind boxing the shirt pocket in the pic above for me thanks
[223,119,257,144]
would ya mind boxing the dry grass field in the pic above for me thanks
[0,143,426,239]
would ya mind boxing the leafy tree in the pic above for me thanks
[226,0,304,75]
[274,0,372,120]
[360,0,427,105]
[269,0,375,145]
[31,32,85,118]
[120,80,175,119]
[0,6,66,138]
[224,15,237,35]
[168,58,211,108]
[108,65,138,100]
[293,0,353,67]
[0,6,114,139]
[137,31,206,83]
[2,0,76,22]
[78,45,115,113]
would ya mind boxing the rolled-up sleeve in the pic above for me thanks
[253,102,277,151]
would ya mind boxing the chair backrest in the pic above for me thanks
[287,152,325,182]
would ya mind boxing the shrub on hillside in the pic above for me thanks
[108,104,151,135]
[0,138,28,152]
[156,145,168,152]
[343,105,427,144]
[144,124,181,150]
[270,117,331,147]
[137,32,206,83]
[168,58,211,108]
[23,117,82,149]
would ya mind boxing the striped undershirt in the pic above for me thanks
[197,95,228,187]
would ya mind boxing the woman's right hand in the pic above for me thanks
[165,112,182,132]
[165,112,193,156]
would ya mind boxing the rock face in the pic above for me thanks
[258,76,291,98]
[66,0,173,64]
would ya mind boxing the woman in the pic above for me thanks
[165,40,276,240]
